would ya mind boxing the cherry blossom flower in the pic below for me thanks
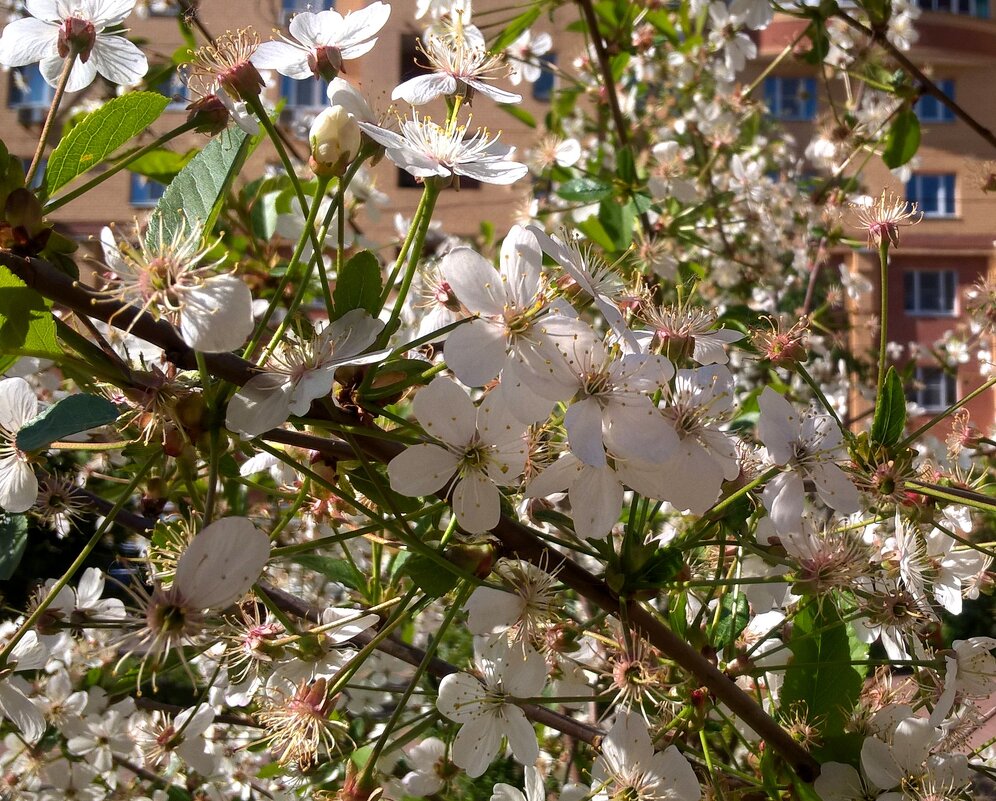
[393,30,522,105]
[436,638,546,777]
[929,637,996,726]
[403,736,450,796]
[0,377,39,513]
[505,30,553,85]
[591,711,701,801]
[357,113,528,186]
[757,386,860,533]
[0,628,47,743]
[493,766,545,801]
[225,310,385,438]
[0,0,148,92]
[251,2,391,81]
[388,378,528,534]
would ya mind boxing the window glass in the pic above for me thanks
[532,53,557,102]
[914,80,955,123]
[905,173,956,217]
[130,174,167,207]
[904,270,957,314]
[8,65,53,108]
[762,77,817,121]
[909,367,957,412]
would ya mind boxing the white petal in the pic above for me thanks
[440,247,506,316]
[564,399,606,468]
[437,672,486,723]
[569,464,623,540]
[89,33,148,86]
[502,706,540,765]
[175,517,269,609]
[657,438,725,514]
[757,387,798,464]
[0,18,56,67]
[336,1,391,51]
[465,587,524,635]
[455,159,528,186]
[287,11,324,46]
[811,464,860,515]
[451,716,501,777]
[465,78,522,104]
[0,377,38,432]
[814,762,867,801]
[762,471,804,534]
[443,319,507,388]
[25,1,60,23]
[225,373,294,437]
[413,377,477,446]
[602,398,676,464]
[492,784,526,801]
[653,746,702,801]
[41,52,96,92]
[387,443,458,497]
[178,275,254,353]
[0,684,46,744]
[452,472,500,534]
[89,0,138,28]
[0,455,38,513]
[499,225,542,310]
[251,40,311,79]
[860,735,903,791]
[392,73,456,105]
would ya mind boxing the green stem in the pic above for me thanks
[27,50,77,188]
[876,237,890,399]
[899,375,996,449]
[0,453,156,665]
[797,363,855,446]
[45,121,197,212]
[379,185,432,309]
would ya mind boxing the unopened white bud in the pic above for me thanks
[309,105,361,177]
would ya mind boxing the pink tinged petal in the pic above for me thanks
[455,159,528,186]
[757,387,798,464]
[175,517,270,609]
[25,0,60,23]
[42,52,97,91]
[451,716,502,777]
[762,470,804,534]
[502,706,540,765]
[0,684,46,744]
[387,444,458,497]
[392,73,457,105]
[251,41,311,78]
[860,735,904,790]
[89,34,148,86]
[653,746,702,801]
[336,1,391,50]
[452,472,501,534]
[464,78,522,104]
[443,320,507,388]
[225,373,294,437]
[811,464,860,515]
[441,247,507,316]
[569,464,623,540]
[565,399,607,468]
[602,398,676,464]
[436,672,486,723]
[413,377,477,446]
[499,225,543,309]
[0,18,57,66]
[0,377,38,431]
[0,456,38,513]
[178,275,254,353]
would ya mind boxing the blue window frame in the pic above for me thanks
[8,64,54,109]
[763,77,817,121]
[130,174,166,207]
[905,173,956,217]
[914,80,955,123]
[281,75,328,111]
[532,53,557,102]
[908,366,957,412]
[915,0,989,17]
[904,270,957,315]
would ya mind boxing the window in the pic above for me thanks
[130,174,166,207]
[908,366,957,412]
[157,71,189,110]
[905,173,956,217]
[915,0,989,17]
[914,80,955,123]
[280,75,327,111]
[8,65,54,110]
[19,157,46,190]
[763,77,817,121]
[904,270,957,315]
[532,53,557,102]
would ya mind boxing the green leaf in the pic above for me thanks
[403,552,459,598]
[490,5,542,51]
[127,147,198,184]
[713,593,750,649]
[870,366,907,447]
[0,266,60,372]
[146,125,258,247]
[780,602,864,738]
[290,555,363,591]
[882,107,921,169]
[557,178,614,203]
[0,514,28,580]
[45,92,169,194]
[599,198,636,250]
[617,145,636,185]
[16,393,119,452]
[497,103,536,128]
[333,250,383,320]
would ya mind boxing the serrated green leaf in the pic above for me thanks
[780,602,864,738]
[290,555,364,591]
[404,552,458,598]
[490,5,542,51]
[146,125,258,247]
[557,178,614,203]
[713,593,750,649]
[45,92,169,194]
[882,107,921,169]
[333,250,383,320]
[17,393,118,452]
[127,147,197,185]
[0,266,60,368]
[871,366,907,447]
[0,514,28,580]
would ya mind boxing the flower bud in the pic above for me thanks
[186,94,231,136]
[309,106,361,177]
[58,16,97,61]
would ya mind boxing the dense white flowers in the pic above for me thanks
[0,377,39,513]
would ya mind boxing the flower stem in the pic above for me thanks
[44,120,197,212]
[0,452,156,667]
[876,237,890,399]
[26,50,78,188]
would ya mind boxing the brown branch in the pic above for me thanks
[836,10,996,151]
[1,250,820,779]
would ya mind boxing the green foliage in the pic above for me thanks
[0,266,60,374]
[145,125,258,247]
[780,601,866,738]
[403,552,459,598]
[713,593,750,649]
[0,514,28,581]
[497,103,536,128]
[557,178,614,203]
[333,250,384,320]
[16,393,119,452]
[882,107,921,169]
[489,5,542,51]
[291,555,364,592]
[45,92,169,194]
[127,147,198,184]
[870,366,907,447]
